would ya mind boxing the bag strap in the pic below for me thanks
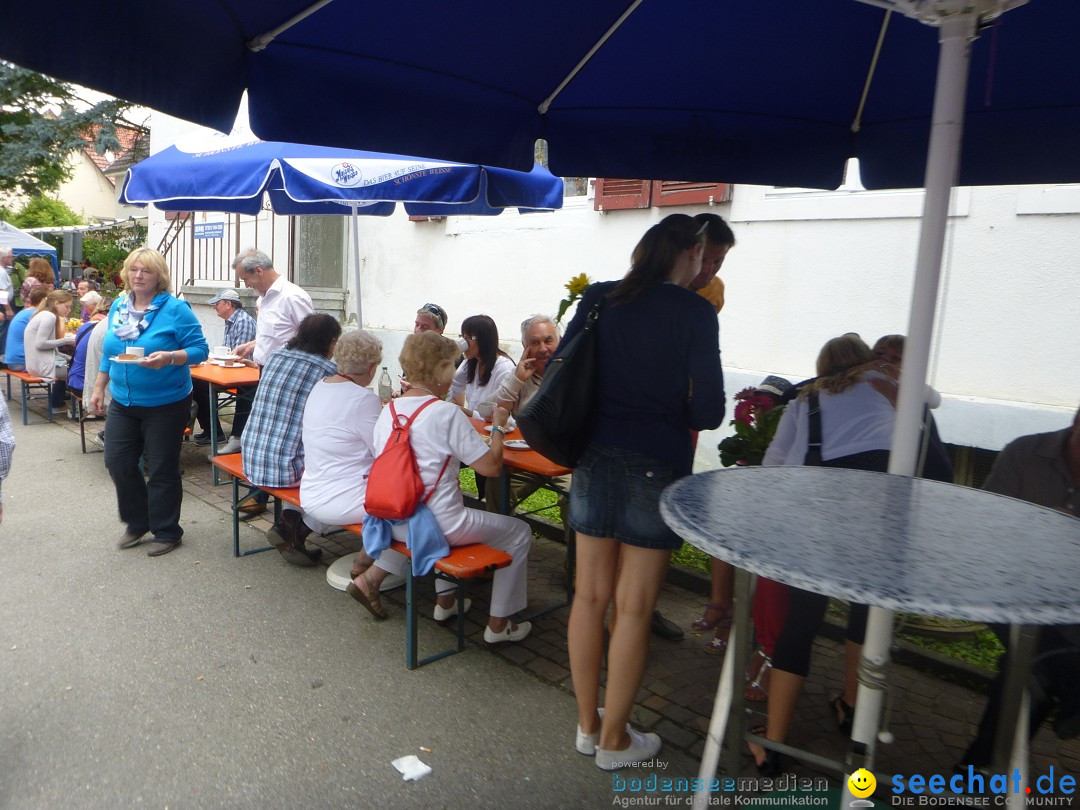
[387,396,451,504]
[389,395,439,429]
[804,391,823,466]
[422,455,454,505]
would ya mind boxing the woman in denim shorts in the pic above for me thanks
[562,214,726,770]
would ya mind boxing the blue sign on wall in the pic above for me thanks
[194,223,225,239]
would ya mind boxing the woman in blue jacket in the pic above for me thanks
[564,214,726,770]
[90,249,209,557]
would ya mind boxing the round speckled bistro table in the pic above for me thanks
[660,466,1080,808]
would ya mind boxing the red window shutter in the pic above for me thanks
[651,181,732,207]
[593,179,652,211]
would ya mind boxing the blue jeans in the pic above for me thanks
[104,395,191,543]
[568,443,683,550]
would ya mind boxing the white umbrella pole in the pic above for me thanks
[847,11,978,788]
[349,203,363,328]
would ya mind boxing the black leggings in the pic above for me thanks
[769,450,887,678]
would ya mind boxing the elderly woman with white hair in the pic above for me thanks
[299,329,385,542]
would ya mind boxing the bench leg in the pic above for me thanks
[232,476,241,558]
[20,381,28,426]
[406,560,418,670]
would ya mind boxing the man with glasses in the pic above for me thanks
[398,303,452,396]
[414,302,447,334]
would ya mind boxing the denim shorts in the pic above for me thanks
[568,444,683,550]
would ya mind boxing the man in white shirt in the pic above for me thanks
[232,249,314,367]
[0,247,16,359]
[229,249,314,507]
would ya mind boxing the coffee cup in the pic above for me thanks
[127,346,145,358]
[211,345,231,358]
[477,401,496,421]
[455,337,469,353]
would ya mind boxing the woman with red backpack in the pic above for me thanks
[350,330,532,644]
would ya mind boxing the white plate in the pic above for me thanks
[110,355,147,364]
[209,359,246,368]
[209,354,240,362]
[484,419,517,433]
[504,439,530,450]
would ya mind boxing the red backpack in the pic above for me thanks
[364,398,452,520]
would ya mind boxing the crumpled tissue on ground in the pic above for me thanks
[391,754,432,782]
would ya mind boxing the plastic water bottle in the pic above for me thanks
[378,367,393,403]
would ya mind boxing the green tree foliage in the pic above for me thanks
[84,222,147,275]
[10,196,82,229]
[0,63,146,199]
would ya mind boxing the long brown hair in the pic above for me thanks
[608,214,705,306]
[42,290,73,339]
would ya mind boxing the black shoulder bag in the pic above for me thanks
[517,300,601,468]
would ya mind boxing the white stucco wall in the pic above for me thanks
[148,111,1080,469]
[57,153,118,222]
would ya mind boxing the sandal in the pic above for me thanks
[703,631,729,655]
[346,571,388,620]
[349,550,375,581]
[746,726,782,777]
[692,601,732,634]
[744,649,772,702]
[831,694,855,735]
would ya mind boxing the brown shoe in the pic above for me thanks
[145,539,181,557]
[237,495,267,518]
[267,516,318,568]
[118,531,147,550]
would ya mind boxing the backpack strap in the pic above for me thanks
[422,455,454,504]
[388,396,452,504]
[389,395,440,428]
[804,391,823,466]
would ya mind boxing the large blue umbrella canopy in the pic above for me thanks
[118,134,564,217]
[2,1,1079,189]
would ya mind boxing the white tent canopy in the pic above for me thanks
[0,221,58,271]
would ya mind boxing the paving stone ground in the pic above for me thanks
[65,406,1080,798]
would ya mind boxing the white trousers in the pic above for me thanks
[374,508,531,618]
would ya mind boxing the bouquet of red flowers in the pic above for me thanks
[717,388,786,467]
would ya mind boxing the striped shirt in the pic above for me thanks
[223,308,257,350]
[241,347,336,488]
[0,402,14,503]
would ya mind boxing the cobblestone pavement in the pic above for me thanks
[66,411,1080,798]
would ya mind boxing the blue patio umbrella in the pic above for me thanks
[118,131,564,324]
[119,134,563,217]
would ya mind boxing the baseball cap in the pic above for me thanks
[208,288,242,304]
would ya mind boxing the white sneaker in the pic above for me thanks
[379,574,406,593]
[575,708,607,755]
[218,436,242,455]
[433,596,471,620]
[483,620,532,644]
[595,726,662,771]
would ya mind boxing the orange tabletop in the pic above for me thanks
[189,363,261,387]
[470,417,571,478]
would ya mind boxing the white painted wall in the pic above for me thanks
[56,153,118,222]
[148,111,1080,469]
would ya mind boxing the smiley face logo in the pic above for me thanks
[848,768,876,798]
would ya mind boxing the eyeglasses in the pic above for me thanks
[420,303,447,323]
